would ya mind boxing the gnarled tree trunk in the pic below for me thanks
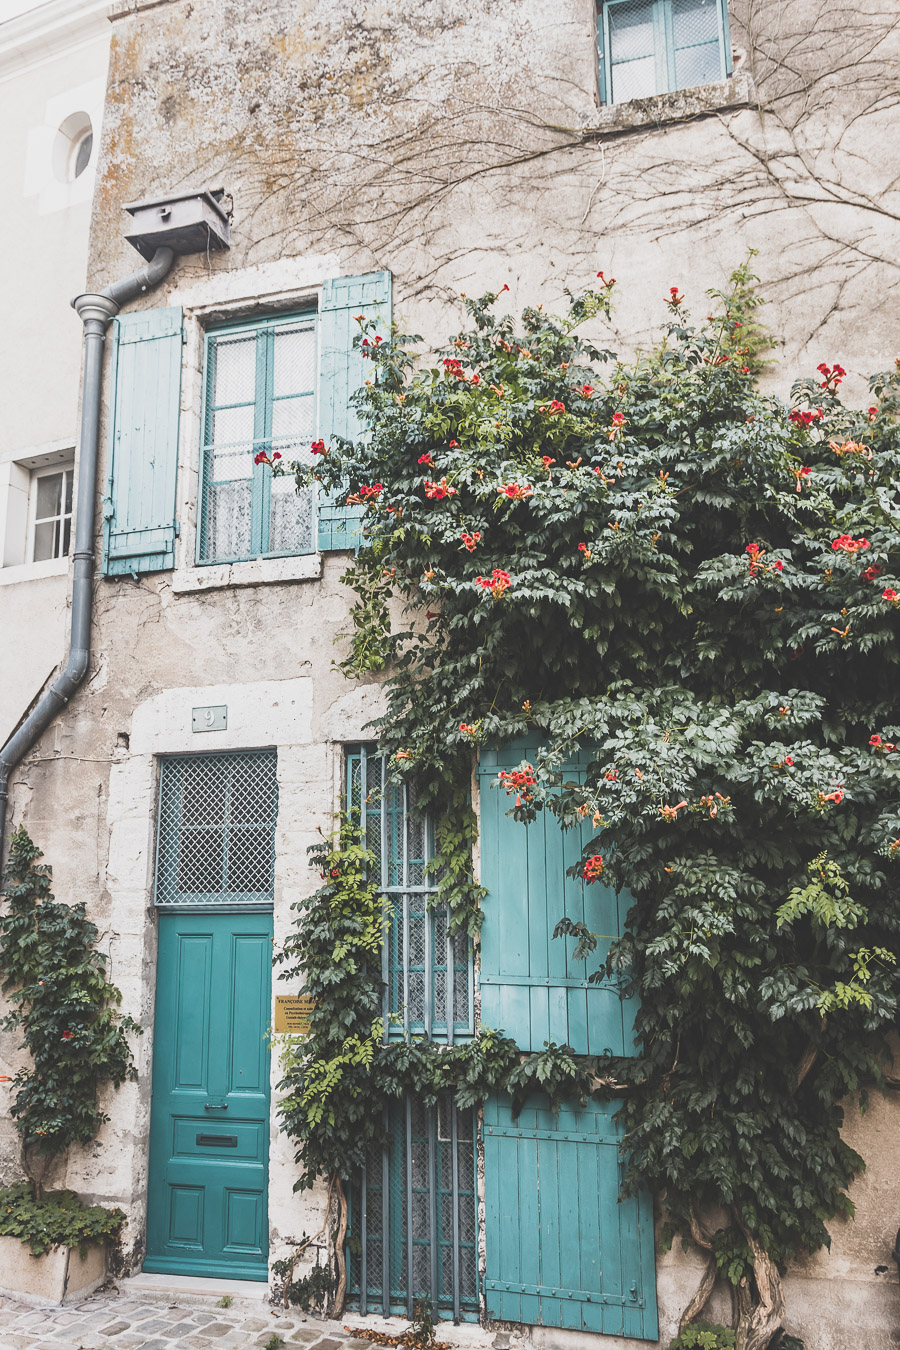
[733,1212,786,1350]
[330,1174,349,1319]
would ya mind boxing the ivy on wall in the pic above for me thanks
[0,828,139,1200]
[275,820,591,1313]
[271,259,900,1349]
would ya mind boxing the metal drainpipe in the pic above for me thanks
[0,246,176,861]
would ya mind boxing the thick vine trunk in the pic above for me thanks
[733,1214,786,1350]
[330,1174,349,1319]
[678,1254,718,1333]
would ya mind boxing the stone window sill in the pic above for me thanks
[0,556,69,587]
[589,71,754,137]
[171,552,323,594]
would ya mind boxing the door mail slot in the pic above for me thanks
[196,1133,238,1147]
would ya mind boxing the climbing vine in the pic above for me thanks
[0,828,140,1200]
[275,819,590,1314]
[271,260,900,1347]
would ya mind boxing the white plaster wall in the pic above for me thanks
[0,5,111,759]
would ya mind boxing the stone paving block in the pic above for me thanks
[196,1326,234,1340]
[101,1323,133,1337]
[238,1320,268,1332]
[133,1321,171,1335]
[286,1332,321,1345]
[312,1340,343,1350]
[343,1341,373,1350]
[165,1324,199,1338]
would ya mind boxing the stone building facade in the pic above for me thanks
[1,1,899,1347]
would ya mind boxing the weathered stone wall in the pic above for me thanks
[2,0,899,1345]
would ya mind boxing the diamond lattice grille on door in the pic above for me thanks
[154,750,278,905]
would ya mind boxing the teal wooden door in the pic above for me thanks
[145,911,272,1280]
[478,742,658,1340]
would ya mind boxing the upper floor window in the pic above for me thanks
[198,312,317,565]
[597,0,731,105]
[31,464,74,562]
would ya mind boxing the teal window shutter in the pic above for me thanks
[483,1093,658,1338]
[479,740,657,1340]
[477,742,639,1056]
[103,306,183,577]
[317,271,392,552]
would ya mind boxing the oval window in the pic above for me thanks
[52,112,94,184]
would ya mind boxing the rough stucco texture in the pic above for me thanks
[2,1,899,1347]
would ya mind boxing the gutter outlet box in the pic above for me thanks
[123,188,231,260]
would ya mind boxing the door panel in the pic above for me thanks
[146,912,272,1280]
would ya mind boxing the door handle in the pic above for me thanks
[204,1101,228,1111]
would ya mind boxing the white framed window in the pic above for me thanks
[29,464,74,563]
[0,449,74,573]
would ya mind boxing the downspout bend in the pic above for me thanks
[0,246,176,861]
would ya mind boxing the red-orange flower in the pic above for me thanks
[497,483,533,501]
[424,478,458,500]
[583,854,604,882]
[476,569,512,598]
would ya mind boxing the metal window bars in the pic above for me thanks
[154,750,278,906]
[199,314,317,564]
[347,747,474,1041]
[348,1094,479,1321]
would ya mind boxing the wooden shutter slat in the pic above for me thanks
[103,305,183,577]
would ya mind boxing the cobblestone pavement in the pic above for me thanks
[0,1287,375,1350]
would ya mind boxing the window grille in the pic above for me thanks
[199,313,317,564]
[348,1094,479,1320]
[597,0,730,104]
[347,747,474,1041]
[154,750,278,906]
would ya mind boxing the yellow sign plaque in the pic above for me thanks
[274,994,316,1035]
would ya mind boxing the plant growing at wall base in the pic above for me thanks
[274,264,900,1348]
[0,828,140,1199]
[0,1182,126,1257]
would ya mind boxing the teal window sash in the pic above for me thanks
[597,0,731,105]
[198,310,317,565]
[347,746,475,1042]
[347,1093,480,1320]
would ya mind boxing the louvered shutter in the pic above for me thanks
[102,306,183,576]
[317,271,392,552]
[477,742,638,1055]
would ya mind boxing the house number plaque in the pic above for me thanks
[274,995,316,1035]
[192,705,227,732]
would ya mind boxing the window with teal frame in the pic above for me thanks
[597,0,731,105]
[347,1093,479,1321]
[198,312,317,564]
[347,746,474,1042]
